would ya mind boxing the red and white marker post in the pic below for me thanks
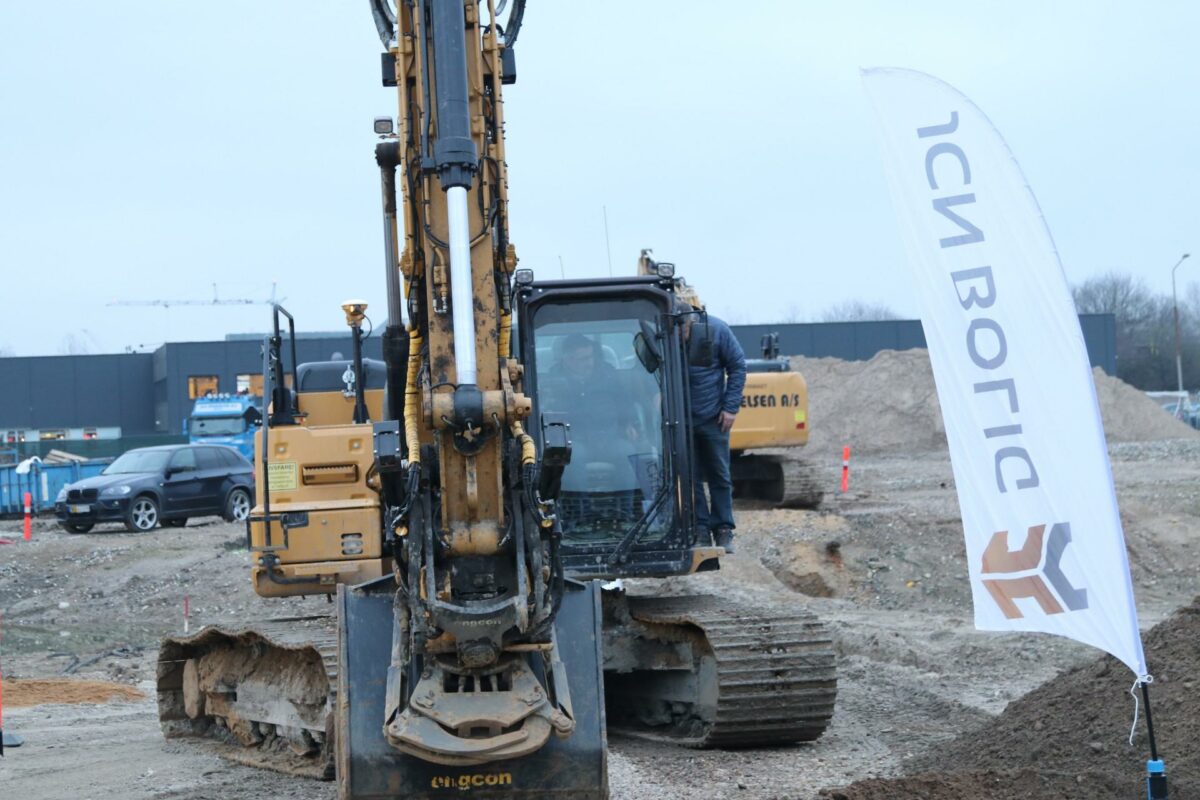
[22,492,32,541]
[841,446,851,493]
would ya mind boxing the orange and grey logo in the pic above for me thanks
[980,522,1088,619]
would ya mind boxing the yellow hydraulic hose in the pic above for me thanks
[511,421,549,526]
[511,421,536,467]
[499,309,512,359]
[404,328,424,465]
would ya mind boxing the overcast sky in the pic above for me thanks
[1,2,1195,356]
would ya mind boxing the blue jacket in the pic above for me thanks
[688,315,746,423]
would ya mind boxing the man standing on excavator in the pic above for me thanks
[686,308,746,554]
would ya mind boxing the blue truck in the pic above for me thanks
[186,395,263,460]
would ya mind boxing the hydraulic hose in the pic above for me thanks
[499,309,512,359]
[404,329,424,465]
[510,420,536,467]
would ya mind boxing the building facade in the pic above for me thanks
[0,315,1114,453]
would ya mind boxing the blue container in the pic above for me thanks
[0,459,113,515]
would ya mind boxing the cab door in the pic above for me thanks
[162,448,203,512]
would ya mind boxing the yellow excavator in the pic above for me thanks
[636,250,823,509]
[156,3,836,797]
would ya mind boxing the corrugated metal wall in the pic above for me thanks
[0,353,155,433]
[0,335,383,436]
[0,315,1115,437]
[729,313,1117,374]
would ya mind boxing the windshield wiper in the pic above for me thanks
[606,484,669,567]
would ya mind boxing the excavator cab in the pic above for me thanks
[514,274,836,751]
[515,274,723,581]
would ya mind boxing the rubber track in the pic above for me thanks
[771,455,825,510]
[158,615,338,779]
[625,595,837,747]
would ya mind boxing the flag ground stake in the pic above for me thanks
[1143,681,1167,799]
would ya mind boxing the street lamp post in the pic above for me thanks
[1171,253,1192,393]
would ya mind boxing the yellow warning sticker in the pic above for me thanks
[267,461,298,492]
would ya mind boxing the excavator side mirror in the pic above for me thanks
[687,320,713,367]
[634,320,662,373]
[634,333,660,374]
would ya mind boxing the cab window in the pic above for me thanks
[529,297,669,544]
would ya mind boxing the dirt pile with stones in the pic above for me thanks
[792,349,1199,455]
[822,596,1200,800]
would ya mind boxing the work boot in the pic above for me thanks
[713,527,735,554]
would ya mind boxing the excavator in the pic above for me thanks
[156,3,836,797]
[636,250,823,509]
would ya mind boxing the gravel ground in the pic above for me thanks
[1,440,1197,799]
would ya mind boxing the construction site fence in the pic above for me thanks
[0,459,115,515]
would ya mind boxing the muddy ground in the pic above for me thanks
[1,441,1197,799]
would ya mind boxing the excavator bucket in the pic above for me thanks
[336,577,607,800]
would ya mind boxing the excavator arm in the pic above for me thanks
[365,0,577,768]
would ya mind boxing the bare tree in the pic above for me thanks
[1073,272,1179,389]
[58,333,91,355]
[1182,282,1200,324]
[1072,272,1158,325]
[777,303,805,324]
[817,300,900,322]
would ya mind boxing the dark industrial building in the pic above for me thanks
[0,332,381,458]
[732,314,1117,372]
[0,315,1115,457]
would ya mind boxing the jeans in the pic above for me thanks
[692,417,734,534]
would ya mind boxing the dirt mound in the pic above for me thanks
[821,768,1093,800]
[1090,367,1200,442]
[824,596,1200,799]
[793,349,1199,454]
[793,350,945,454]
[2,678,144,707]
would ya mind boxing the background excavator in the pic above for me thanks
[636,250,824,509]
[156,3,836,797]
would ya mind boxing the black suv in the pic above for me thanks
[55,444,255,533]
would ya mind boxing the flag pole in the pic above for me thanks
[1141,680,1167,798]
